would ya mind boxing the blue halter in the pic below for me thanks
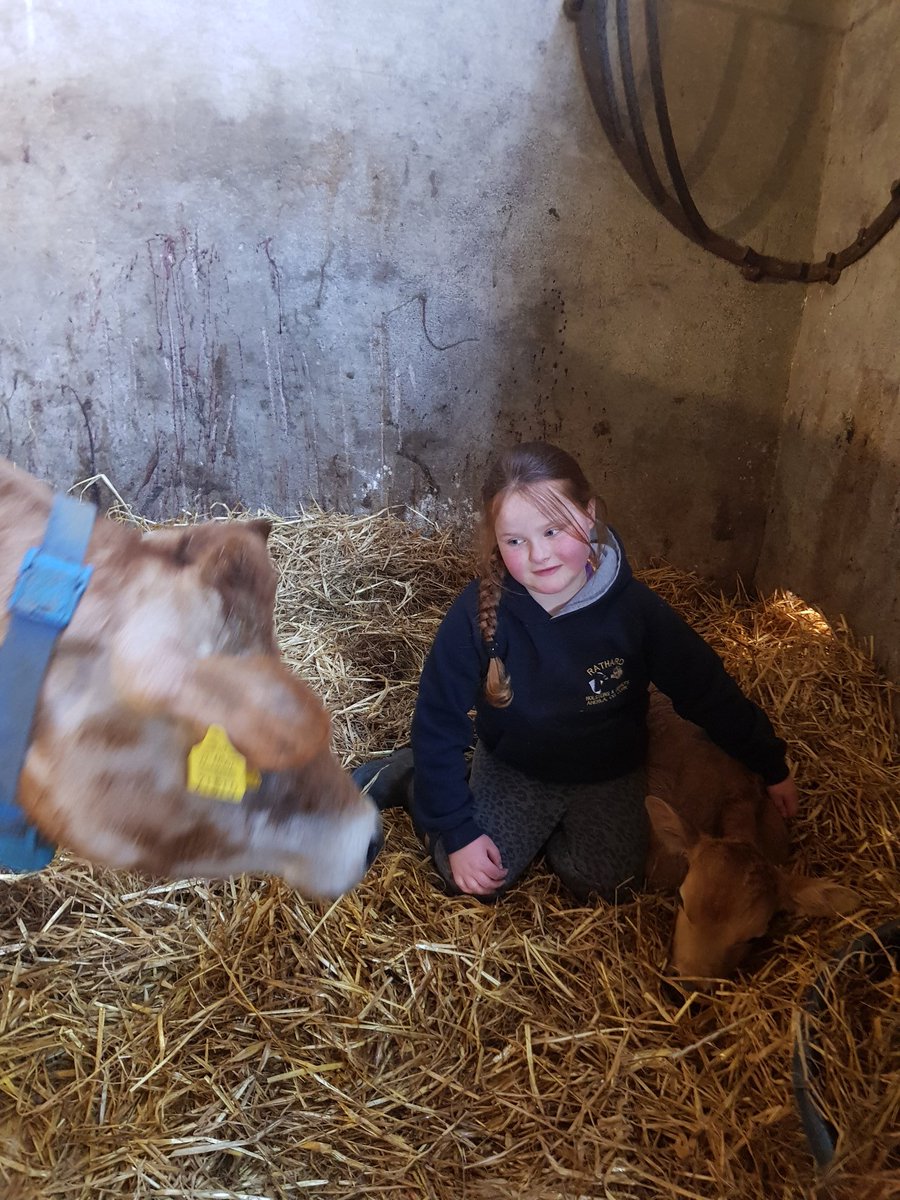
[0,493,96,872]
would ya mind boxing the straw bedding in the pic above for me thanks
[0,509,897,1200]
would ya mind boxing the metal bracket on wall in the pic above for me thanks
[566,0,900,284]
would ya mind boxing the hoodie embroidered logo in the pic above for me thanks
[585,657,630,706]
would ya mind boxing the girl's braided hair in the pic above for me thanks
[477,441,607,707]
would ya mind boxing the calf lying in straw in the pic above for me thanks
[0,459,381,895]
[644,690,859,987]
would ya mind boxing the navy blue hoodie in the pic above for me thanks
[411,531,788,853]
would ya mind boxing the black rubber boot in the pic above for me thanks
[352,747,414,811]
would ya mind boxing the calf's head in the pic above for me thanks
[16,517,381,897]
[646,796,859,988]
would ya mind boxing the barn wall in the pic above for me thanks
[757,0,900,683]
[0,0,842,585]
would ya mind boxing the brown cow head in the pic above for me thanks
[646,796,860,988]
[10,509,381,897]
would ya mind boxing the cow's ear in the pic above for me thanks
[197,531,273,599]
[111,623,330,771]
[776,870,861,916]
[141,526,199,564]
[169,654,331,770]
[245,518,273,544]
[645,795,696,856]
[142,519,272,562]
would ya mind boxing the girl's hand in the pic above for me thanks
[767,774,799,820]
[449,834,508,896]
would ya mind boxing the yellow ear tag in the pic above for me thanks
[187,726,262,803]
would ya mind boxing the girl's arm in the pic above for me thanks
[636,583,791,788]
[411,585,490,853]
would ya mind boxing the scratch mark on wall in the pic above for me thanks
[156,234,189,500]
[281,347,314,500]
[262,327,288,439]
[390,367,402,436]
[316,242,333,309]
[147,241,165,353]
[492,205,514,289]
[301,347,327,468]
[371,328,388,507]
[384,293,479,353]
[397,446,438,493]
[259,237,285,335]
[63,383,100,504]
[419,293,478,351]
[221,390,235,466]
[102,316,117,432]
[261,328,274,422]
[0,375,18,459]
[167,303,187,482]
[144,230,234,511]
[337,382,350,485]
[308,434,320,503]
[374,287,474,509]
[137,442,161,494]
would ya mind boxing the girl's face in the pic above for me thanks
[494,483,596,613]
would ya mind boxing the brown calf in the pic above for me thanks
[0,460,381,897]
[644,690,858,987]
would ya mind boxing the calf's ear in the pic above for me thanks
[776,870,861,916]
[142,518,273,562]
[113,641,331,771]
[244,518,273,543]
[645,795,696,856]
[174,655,331,770]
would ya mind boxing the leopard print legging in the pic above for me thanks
[420,742,649,903]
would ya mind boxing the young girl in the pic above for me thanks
[359,441,798,901]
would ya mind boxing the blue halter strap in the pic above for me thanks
[0,493,96,872]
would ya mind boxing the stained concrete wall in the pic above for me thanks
[757,0,900,684]
[0,0,844,588]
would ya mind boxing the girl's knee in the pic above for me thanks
[545,835,645,904]
[556,866,643,904]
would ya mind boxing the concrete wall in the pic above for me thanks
[757,0,900,683]
[0,0,844,588]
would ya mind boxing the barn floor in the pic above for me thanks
[0,510,897,1200]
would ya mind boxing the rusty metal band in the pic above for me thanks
[617,0,669,207]
[566,0,900,284]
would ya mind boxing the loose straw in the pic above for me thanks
[0,510,896,1200]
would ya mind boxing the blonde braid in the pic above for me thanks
[478,547,513,707]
